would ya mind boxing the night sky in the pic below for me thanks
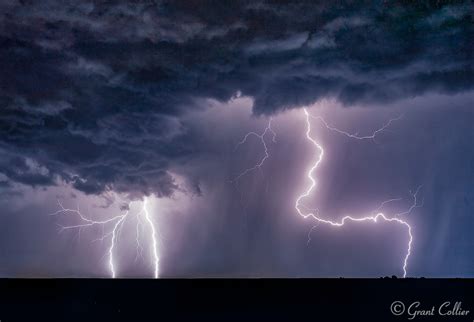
[0,1,473,277]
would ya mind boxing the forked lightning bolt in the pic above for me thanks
[236,108,421,277]
[50,196,159,278]
[309,113,404,142]
[233,117,276,181]
[296,108,419,277]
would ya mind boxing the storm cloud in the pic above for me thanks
[0,0,472,198]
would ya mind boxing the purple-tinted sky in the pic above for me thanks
[0,1,473,277]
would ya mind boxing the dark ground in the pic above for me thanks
[0,278,472,322]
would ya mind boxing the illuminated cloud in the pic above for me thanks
[0,1,472,198]
[0,1,472,277]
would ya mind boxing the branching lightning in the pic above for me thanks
[309,113,404,142]
[236,108,422,277]
[50,196,159,278]
[394,185,424,217]
[233,117,276,182]
[296,108,420,277]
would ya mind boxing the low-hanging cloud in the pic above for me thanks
[0,0,472,197]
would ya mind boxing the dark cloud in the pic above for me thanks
[0,0,472,197]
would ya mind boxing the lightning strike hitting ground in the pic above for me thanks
[233,117,276,181]
[235,108,421,277]
[297,108,419,277]
[142,198,159,278]
[50,196,159,278]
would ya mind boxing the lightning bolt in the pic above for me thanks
[308,113,404,142]
[297,108,419,277]
[394,185,424,217]
[234,107,421,277]
[142,198,159,278]
[232,117,276,182]
[50,195,159,278]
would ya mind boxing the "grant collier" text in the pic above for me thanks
[408,301,470,320]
